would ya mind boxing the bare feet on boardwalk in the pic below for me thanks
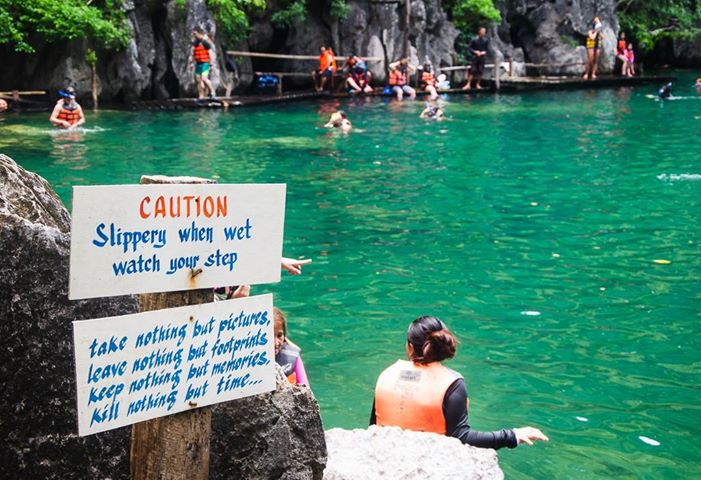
[476,84,482,90]
[462,83,471,91]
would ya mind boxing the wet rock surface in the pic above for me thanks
[211,368,328,480]
[0,154,136,479]
[324,425,504,480]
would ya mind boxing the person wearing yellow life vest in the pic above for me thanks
[192,27,216,100]
[388,58,416,101]
[49,87,85,129]
[583,17,603,80]
[371,316,549,449]
[420,59,439,100]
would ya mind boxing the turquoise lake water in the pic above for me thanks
[2,72,700,478]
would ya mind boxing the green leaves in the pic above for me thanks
[618,0,701,51]
[207,0,265,42]
[270,0,305,28]
[0,0,129,52]
[447,0,501,32]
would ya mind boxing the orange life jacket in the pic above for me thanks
[320,50,337,72]
[617,40,626,56]
[193,42,211,63]
[374,360,462,435]
[422,71,436,87]
[57,104,80,125]
[389,68,407,86]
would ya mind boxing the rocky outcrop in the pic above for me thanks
[211,369,327,480]
[323,426,504,480]
[0,154,137,479]
[274,0,459,83]
[493,0,618,76]
[0,155,327,479]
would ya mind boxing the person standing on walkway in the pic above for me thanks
[463,27,489,90]
[49,87,85,129]
[193,27,216,99]
[583,17,603,80]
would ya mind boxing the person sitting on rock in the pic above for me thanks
[388,58,417,100]
[420,60,439,100]
[275,307,309,386]
[49,87,85,129]
[370,315,549,449]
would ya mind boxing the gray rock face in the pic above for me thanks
[276,0,459,83]
[324,426,504,480]
[0,154,137,479]
[0,155,327,479]
[494,0,618,76]
[211,368,328,480]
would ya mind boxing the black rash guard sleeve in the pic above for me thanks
[444,378,517,449]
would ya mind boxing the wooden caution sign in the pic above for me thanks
[68,183,286,299]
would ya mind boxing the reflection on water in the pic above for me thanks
[1,72,700,479]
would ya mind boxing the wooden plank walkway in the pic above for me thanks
[125,75,675,110]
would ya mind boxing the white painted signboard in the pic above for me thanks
[69,184,286,299]
[73,294,275,436]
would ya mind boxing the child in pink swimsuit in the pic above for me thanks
[274,307,309,386]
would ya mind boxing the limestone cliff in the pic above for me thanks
[0,0,696,101]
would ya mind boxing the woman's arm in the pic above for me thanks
[443,378,518,449]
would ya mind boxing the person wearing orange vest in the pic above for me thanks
[420,59,439,100]
[371,316,549,449]
[314,46,337,92]
[388,58,416,100]
[192,27,216,100]
[49,87,85,129]
[274,307,309,386]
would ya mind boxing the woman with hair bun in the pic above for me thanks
[371,316,548,449]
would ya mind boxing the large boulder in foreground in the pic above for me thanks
[211,368,327,480]
[0,153,137,479]
[324,426,503,480]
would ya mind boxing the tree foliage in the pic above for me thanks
[446,0,500,32]
[0,0,129,52]
[207,0,265,42]
[618,0,701,50]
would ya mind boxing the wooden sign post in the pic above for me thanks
[132,175,213,480]
[69,174,285,480]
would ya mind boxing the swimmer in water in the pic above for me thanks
[0,99,7,112]
[694,78,701,90]
[324,111,352,132]
[420,101,444,121]
[658,82,672,99]
[49,87,85,129]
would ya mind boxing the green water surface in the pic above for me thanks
[2,72,700,479]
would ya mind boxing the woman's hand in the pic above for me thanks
[229,285,250,299]
[281,257,312,275]
[514,426,549,446]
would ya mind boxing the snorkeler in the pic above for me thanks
[420,101,444,121]
[694,78,701,90]
[658,82,672,99]
[324,111,352,132]
[49,87,85,129]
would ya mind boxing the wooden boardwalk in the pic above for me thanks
[24,74,664,111]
